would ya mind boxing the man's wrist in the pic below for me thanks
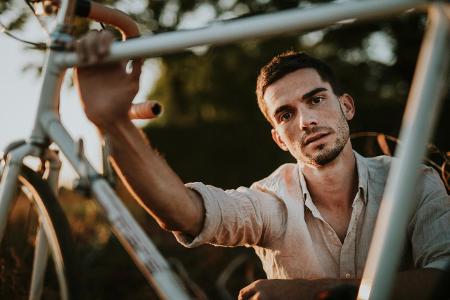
[97,116,133,136]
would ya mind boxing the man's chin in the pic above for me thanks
[302,147,342,166]
[315,153,340,166]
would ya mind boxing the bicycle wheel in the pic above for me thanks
[0,165,79,300]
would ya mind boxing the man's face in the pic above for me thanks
[263,68,355,166]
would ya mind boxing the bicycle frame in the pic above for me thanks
[0,0,448,299]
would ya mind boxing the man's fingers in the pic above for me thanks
[75,31,99,64]
[98,30,115,58]
[75,38,88,63]
[122,59,143,74]
[75,30,115,64]
[85,31,101,63]
[238,283,257,300]
[129,58,143,79]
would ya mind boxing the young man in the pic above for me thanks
[74,31,450,299]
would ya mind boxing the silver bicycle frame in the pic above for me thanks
[0,0,448,299]
[56,1,447,298]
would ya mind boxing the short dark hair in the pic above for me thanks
[256,51,344,124]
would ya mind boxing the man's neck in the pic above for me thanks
[300,143,358,210]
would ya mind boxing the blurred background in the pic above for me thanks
[0,0,449,299]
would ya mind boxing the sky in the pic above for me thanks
[0,18,159,187]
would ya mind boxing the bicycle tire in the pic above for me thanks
[0,165,79,300]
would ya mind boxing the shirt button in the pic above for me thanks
[345,273,351,279]
[328,231,333,236]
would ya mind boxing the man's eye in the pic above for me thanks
[279,112,292,122]
[311,96,324,105]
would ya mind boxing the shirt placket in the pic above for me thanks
[339,193,363,279]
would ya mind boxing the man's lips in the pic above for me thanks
[303,132,330,146]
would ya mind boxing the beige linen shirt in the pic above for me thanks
[174,151,450,280]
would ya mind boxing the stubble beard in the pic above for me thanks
[300,114,350,166]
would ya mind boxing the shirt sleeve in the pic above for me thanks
[409,167,450,271]
[173,182,287,248]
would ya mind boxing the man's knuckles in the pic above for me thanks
[253,279,269,288]
[76,30,115,64]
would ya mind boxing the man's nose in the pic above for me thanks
[298,110,318,130]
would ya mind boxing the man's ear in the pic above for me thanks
[339,94,355,121]
[271,129,288,151]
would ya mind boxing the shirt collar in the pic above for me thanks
[298,150,369,206]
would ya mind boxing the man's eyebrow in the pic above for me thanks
[301,87,328,100]
[273,104,291,118]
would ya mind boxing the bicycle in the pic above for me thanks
[0,0,448,299]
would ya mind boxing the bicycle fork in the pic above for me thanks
[0,142,37,242]
[29,148,62,300]
[0,142,64,300]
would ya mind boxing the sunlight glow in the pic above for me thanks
[178,3,216,30]
[365,31,396,65]
[357,279,372,300]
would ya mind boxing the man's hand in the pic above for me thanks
[238,269,448,300]
[238,279,329,300]
[73,30,142,129]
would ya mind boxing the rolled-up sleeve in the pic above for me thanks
[173,182,287,248]
[409,168,450,271]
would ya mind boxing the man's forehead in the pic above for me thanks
[264,68,330,107]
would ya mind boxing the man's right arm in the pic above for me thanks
[73,31,205,237]
[103,119,205,236]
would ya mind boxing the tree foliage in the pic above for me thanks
[3,0,448,176]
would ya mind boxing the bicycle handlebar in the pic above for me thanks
[87,2,139,40]
[75,0,139,40]
[128,101,162,120]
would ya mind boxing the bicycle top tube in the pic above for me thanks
[53,0,428,69]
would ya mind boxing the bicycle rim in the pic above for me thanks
[0,165,78,300]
